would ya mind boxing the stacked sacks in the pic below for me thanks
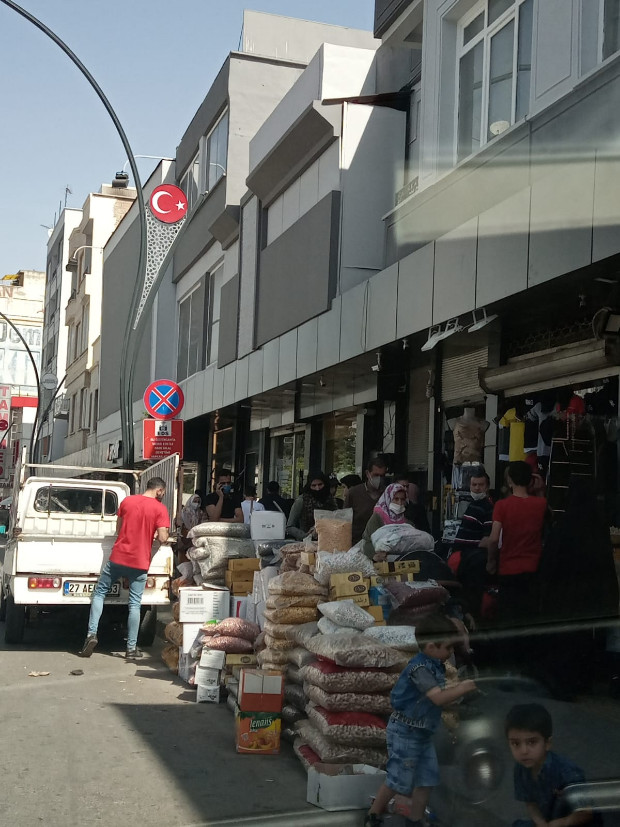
[293,626,407,768]
[259,571,327,671]
[188,617,261,674]
[186,522,255,587]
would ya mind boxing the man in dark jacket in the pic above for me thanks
[449,468,494,619]
[259,480,292,519]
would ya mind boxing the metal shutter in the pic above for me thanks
[441,346,488,406]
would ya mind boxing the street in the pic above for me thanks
[0,610,315,827]
[2,607,620,827]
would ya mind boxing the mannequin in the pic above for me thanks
[448,407,490,465]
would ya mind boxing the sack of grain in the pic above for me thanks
[306,703,387,746]
[305,683,393,716]
[299,660,399,694]
[314,509,353,553]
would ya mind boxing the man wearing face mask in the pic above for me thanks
[345,457,388,545]
[448,468,494,619]
[204,469,243,523]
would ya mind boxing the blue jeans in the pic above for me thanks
[87,561,147,650]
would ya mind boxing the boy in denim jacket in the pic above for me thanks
[365,614,477,827]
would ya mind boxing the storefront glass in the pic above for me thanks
[271,430,305,499]
[324,411,357,478]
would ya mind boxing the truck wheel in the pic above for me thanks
[137,607,157,647]
[4,594,25,644]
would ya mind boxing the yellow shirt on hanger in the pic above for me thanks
[499,408,526,462]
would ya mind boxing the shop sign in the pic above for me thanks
[143,418,184,460]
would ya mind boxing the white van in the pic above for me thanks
[0,453,179,645]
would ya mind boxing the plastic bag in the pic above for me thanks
[286,664,304,685]
[290,622,320,646]
[314,509,353,553]
[204,636,253,654]
[371,523,435,554]
[318,600,375,631]
[188,522,250,539]
[293,738,321,772]
[264,606,319,625]
[177,561,194,580]
[299,660,399,694]
[364,625,419,652]
[257,647,290,666]
[317,616,360,636]
[204,617,260,642]
[314,549,375,586]
[282,704,306,725]
[296,720,387,766]
[305,683,393,716]
[164,621,183,648]
[161,644,179,673]
[384,580,448,609]
[306,703,387,746]
[266,594,324,610]
[268,571,327,597]
[284,682,307,710]
[264,633,297,651]
[305,631,407,669]
[286,647,315,668]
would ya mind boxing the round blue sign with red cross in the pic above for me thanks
[143,380,185,420]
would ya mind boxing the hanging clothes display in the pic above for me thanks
[498,407,525,462]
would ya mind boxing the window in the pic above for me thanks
[457,0,533,161]
[176,278,206,381]
[74,322,81,359]
[205,110,229,192]
[80,388,89,430]
[69,394,77,433]
[91,388,99,432]
[407,85,422,183]
[603,0,620,59]
[180,152,200,211]
[33,486,117,516]
[81,304,89,352]
[208,265,223,365]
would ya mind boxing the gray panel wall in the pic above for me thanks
[172,184,226,281]
[218,274,240,369]
[238,197,259,359]
[255,191,340,347]
[176,62,230,175]
[100,217,151,420]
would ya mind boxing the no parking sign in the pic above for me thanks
[143,380,184,421]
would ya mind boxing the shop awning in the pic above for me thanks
[479,338,620,397]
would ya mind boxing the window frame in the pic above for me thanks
[204,109,229,194]
[207,264,224,367]
[600,0,620,61]
[176,278,208,382]
[455,0,533,163]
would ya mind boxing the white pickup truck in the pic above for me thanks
[0,453,179,645]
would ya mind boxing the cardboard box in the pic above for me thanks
[196,684,220,704]
[235,706,281,754]
[307,764,387,811]
[238,668,284,713]
[373,562,389,574]
[364,605,384,622]
[393,560,421,573]
[329,592,370,608]
[228,558,261,572]
[226,654,258,668]
[300,551,316,567]
[200,649,226,670]
[370,573,415,587]
[225,570,255,588]
[178,585,230,623]
[328,572,369,599]
[181,622,203,654]
[196,666,220,687]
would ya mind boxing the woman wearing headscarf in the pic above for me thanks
[286,471,337,539]
[361,483,409,560]
[176,492,204,563]
[538,477,619,697]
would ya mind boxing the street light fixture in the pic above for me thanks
[65,245,103,272]
[421,318,463,351]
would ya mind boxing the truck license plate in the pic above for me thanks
[63,581,121,597]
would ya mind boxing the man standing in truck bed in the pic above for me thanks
[78,476,170,660]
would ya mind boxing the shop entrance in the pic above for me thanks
[323,410,357,479]
[270,428,306,499]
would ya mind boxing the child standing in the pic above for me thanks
[364,614,477,827]
[506,703,599,826]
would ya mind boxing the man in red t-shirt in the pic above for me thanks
[487,461,548,628]
[78,477,170,659]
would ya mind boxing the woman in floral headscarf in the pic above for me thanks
[361,483,410,560]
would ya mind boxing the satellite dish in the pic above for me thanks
[489,120,510,136]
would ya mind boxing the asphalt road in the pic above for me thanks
[1,607,619,827]
[0,609,317,827]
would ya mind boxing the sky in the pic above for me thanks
[0,0,374,277]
